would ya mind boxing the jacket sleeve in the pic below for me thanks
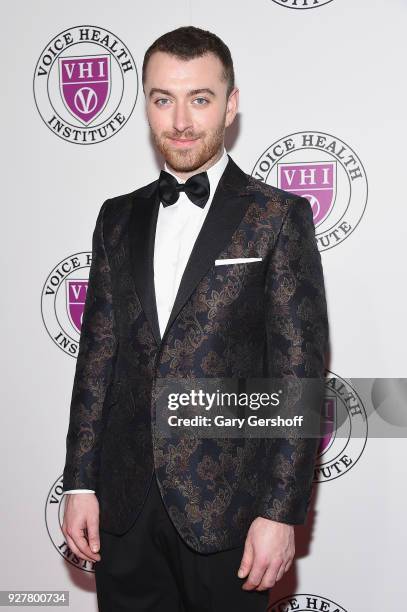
[62,198,118,492]
[259,196,329,525]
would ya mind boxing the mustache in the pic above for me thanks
[164,132,203,140]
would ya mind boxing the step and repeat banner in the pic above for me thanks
[2,0,406,610]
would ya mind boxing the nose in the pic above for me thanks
[172,100,193,135]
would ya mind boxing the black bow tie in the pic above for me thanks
[158,169,210,208]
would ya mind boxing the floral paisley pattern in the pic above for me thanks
[62,157,329,552]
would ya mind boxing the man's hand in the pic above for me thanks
[62,493,101,563]
[238,517,295,591]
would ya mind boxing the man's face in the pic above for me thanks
[144,51,238,175]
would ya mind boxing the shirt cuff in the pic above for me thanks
[63,489,95,495]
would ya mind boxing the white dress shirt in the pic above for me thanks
[64,147,229,495]
[154,147,228,337]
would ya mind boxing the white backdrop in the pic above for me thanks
[2,1,406,610]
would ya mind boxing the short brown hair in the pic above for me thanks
[142,26,235,98]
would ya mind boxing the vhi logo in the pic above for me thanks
[269,593,348,611]
[271,0,334,8]
[252,131,368,250]
[316,371,367,483]
[33,25,138,144]
[41,252,91,357]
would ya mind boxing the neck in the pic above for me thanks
[165,145,224,181]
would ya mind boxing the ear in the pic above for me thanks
[225,87,239,128]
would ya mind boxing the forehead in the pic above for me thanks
[145,51,225,91]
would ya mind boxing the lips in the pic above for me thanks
[169,137,199,145]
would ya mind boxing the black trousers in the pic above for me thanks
[95,472,270,611]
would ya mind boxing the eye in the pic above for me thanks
[193,97,209,105]
[154,98,170,106]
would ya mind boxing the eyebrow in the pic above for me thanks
[148,87,216,99]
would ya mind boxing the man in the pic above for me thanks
[61,26,329,611]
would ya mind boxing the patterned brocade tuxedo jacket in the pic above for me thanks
[62,154,329,553]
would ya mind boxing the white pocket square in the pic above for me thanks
[214,257,263,266]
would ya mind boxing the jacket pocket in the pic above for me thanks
[214,257,263,265]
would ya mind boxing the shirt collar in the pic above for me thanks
[163,147,229,194]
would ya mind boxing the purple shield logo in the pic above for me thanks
[278,161,336,226]
[59,55,111,125]
[66,280,88,334]
[318,397,336,456]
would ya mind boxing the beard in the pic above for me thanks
[150,114,226,173]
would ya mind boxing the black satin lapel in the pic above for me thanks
[162,156,252,340]
[128,187,161,346]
